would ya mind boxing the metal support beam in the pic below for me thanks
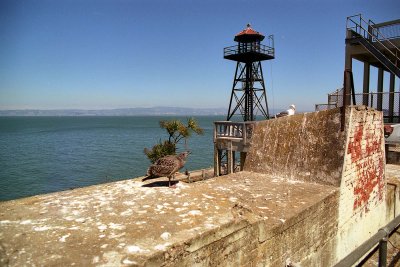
[389,73,395,123]
[363,62,370,106]
[343,42,353,106]
[342,64,354,131]
[377,68,384,111]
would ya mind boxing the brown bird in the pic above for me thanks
[146,151,190,187]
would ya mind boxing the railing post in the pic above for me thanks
[243,123,247,144]
[214,123,217,141]
[377,68,384,111]
[378,237,388,267]
[370,93,374,108]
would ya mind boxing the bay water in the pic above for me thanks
[0,116,223,201]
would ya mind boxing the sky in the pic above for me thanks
[0,0,399,112]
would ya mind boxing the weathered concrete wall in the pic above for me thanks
[244,108,346,186]
[244,106,388,264]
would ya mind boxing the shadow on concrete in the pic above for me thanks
[142,175,159,182]
[142,181,178,188]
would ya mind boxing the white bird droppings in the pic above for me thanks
[98,224,107,231]
[175,208,186,212]
[34,226,51,231]
[92,256,100,264]
[229,197,238,202]
[202,194,214,199]
[122,259,138,265]
[120,209,133,216]
[126,245,149,254]
[109,223,125,230]
[154,243,170,251]
[160,232,171,241]
[188,210,202,216]
[59,233,71,242]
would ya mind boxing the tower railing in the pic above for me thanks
[214,121,255,144]
[224,40,275,58]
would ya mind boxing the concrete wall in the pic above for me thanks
[162,190,340,267]
[244,106,387,264]
[244,108,346,186]
[337,106,387,259]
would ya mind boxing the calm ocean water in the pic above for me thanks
[0,116,223,201]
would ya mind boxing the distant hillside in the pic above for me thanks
[0,107,227,116]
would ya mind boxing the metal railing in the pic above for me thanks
[315,88,344,111]
[371,19,400,41]
[315,103,337,111]
[334,214,400,267]
[315,89,400,122]
[346,14,400,71]
[224,36,275,58]
[214,121,255,144]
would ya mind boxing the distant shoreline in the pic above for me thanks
[0,107,227,117]
[0,107,289,117]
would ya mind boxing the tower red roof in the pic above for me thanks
[234,24,265,42]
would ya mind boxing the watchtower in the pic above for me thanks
[213,25,275,176]
[224,24,275,121]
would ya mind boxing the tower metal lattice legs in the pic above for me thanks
[227,62,269,121]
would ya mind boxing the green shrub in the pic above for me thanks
[144,118,204,163]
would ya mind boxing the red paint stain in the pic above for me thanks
[347,122,384,213]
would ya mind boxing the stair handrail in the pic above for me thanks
[347,14,400,66]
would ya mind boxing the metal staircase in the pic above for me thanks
[346,14,400,78]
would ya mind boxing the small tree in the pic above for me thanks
[144,117,204,163]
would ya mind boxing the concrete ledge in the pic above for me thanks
[0,172,337,266]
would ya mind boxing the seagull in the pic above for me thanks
[275,104,296,118]
[146,151,190,187]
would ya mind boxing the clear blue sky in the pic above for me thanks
[0,0,399,111]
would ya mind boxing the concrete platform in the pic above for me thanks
[0,171,337,266]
